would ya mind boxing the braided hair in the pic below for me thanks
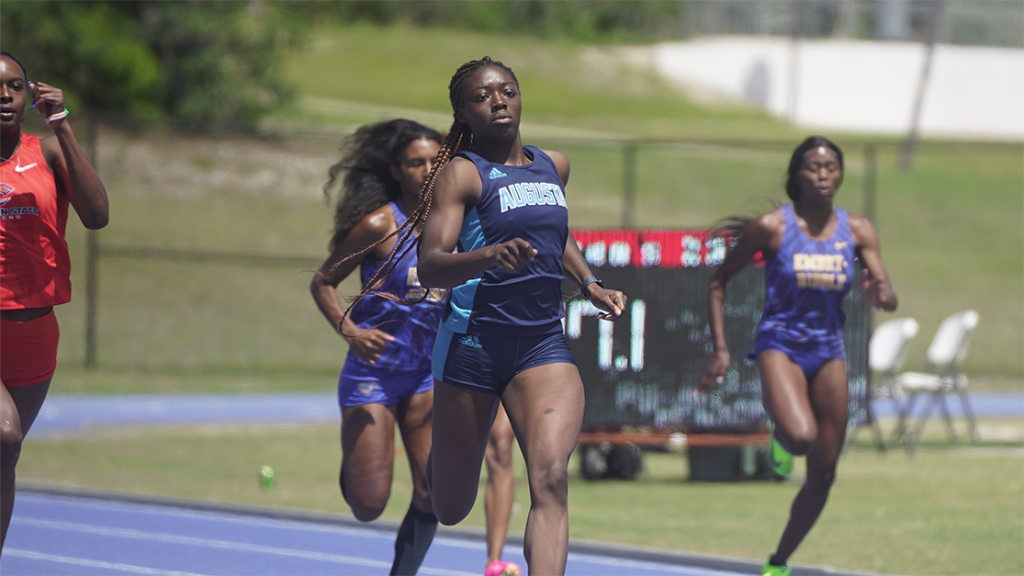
[338,57,519,308]
[324,119,442,252]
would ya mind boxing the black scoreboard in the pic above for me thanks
[565,229,869,433]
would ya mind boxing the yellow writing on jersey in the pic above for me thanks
[405,267,446,302]
[793,253,846,272]
[793,254,848,291]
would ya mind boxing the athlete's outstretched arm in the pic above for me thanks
[699,212,780,392]
[849,215,898,312]
[418,158,536,288]
[310,210,396,364]
[35,82,108,229]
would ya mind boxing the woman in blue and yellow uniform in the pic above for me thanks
[310,119,446,576]
[701,136,898,576]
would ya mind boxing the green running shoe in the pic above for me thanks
[761,556,791,576]
[767,422,794,478]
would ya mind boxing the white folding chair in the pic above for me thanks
[894,310,980,448]
[847,317,919,451]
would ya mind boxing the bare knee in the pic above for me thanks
[340,473,390,522]
[527,459,568,507]
[0,418,23,475]
[776,422,817,456]
[486,431,514,472]
[347,494,388,522]
[803,463,837,499]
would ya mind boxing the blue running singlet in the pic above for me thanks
[443,146,569,337]
[749,204,855,376]
[339,201,445,406]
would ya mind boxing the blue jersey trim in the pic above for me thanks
[446,206,487,333]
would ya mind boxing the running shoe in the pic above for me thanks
[485,559,522,576]
[767,422,794,478]
[761,556,791,576]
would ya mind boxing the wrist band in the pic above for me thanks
[46,108,69,126]
[580,275,604,297]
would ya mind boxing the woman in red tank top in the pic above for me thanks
[0,51,108,555]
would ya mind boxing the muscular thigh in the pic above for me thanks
[758,351,813,426]
[807,359,849,462]
[341,403,397,496]
[397,390,433,481]
[501,362,584,464]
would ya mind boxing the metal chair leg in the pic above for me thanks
[957,389,980,441]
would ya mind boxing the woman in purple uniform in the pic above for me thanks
[310,119,444,575]
[701,136,898,576]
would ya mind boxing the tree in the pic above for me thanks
[0,0,310,129]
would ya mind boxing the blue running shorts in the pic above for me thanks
[432,322,576,395]
[338,360,433,407]
[748,331,845,379]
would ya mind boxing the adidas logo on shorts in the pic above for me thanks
[458,335,483,349]
[488,167,507,180]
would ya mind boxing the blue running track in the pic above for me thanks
[30,392,1022,437]
[2,489,777,576]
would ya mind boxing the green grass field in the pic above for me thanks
[16,22,1022,576]
[20,420,1024,576]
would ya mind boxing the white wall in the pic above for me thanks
[654,37,1024,140]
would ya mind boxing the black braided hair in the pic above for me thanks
[324,119,442,252]
[339,57,520,311]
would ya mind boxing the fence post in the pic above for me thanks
[863,143,877,224]
[85,115,100,369]
[622,142,637,228]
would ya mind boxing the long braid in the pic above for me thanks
[338,57,518,330]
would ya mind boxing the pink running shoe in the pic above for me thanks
[485,559,522,576]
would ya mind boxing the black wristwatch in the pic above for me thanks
[580,275,604,298]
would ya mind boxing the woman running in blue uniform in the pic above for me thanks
[700,136,898,576]
[310,119,445,576]
[342,57,626,575]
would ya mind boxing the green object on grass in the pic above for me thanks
[259,465,275,489]
[761,556,791,576]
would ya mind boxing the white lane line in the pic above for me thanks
[15,518,475,576]
[17,494,397,541]
[4,548,208,575]
[17,496,738,575]
[566,551,742,575]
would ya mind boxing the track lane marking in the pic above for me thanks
[4,548,208,575]
[14,518,475,576]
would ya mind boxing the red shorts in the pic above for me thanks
[1,311,60,388]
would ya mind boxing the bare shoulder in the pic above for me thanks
[350,203,396,243]
[539,148,568,166]
[436,155,483,201]
[752,207,785,235]
[847,213,878,245]
[539,148,569,182]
